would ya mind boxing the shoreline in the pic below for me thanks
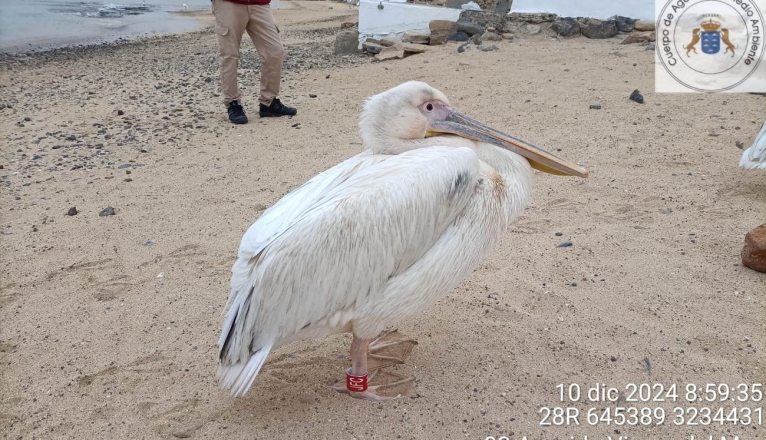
[0,1,290,58]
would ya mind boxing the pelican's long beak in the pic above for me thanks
[427,111,589,178]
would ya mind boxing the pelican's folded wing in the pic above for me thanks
[220,146,481,364]
[739,120,766,170]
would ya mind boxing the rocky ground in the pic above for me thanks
[1,2,765,440]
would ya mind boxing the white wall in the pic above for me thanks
[358,0,462,39]
[511,0,653,20]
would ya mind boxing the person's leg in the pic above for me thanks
[213,0,249,122]
[245,5,296,117]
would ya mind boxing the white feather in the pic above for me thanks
[740,120,766,170]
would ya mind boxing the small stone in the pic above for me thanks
[374,46,406,61]
[340,21,355,29]
[634,20,655,32]
[501,33,514,40]
[571,282,577,287]
[99,206,116,217]
[736,141,745,149]
[144,240,155,246]
[555,232,563,236]
[23,116,31,122]
[118,163,131,169]
[556,241,573,248]
[629,89,644,104]
[645,43,655,50]
[610,356,617,362]
[309,94,317,98]
[117,109,124,116]
[741,223,766,273]
[589,104,601,110]
[478,45,498,52]
[66,134,76,141]
[659,208,673,214]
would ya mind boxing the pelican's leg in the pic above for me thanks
[367,329,418,370]
[331,336,416,401]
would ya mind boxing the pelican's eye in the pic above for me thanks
[425,103,434,112]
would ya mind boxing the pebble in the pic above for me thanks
[556,241,573,248]
[555,232,563,236]
[309,94,317,98]
[629,89,644,104]
[645,43,655,50]
[589,104,601,110]
[117,109,124,115]
[659,208,673,214]
[99,206,116,217]
[66,207,78,216]
[118,163,131,169]
[736,141,744,149]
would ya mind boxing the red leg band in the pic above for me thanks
[346,368,368,392]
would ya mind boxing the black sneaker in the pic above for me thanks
[259,98,297,118]
[227,101,248,124]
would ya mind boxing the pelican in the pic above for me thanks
[739,120,766,170]
[217,81,589,401]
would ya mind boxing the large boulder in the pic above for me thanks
[333,30,361,55]
[551,17,580,37]
[430,20,458,45]
[742,223,766,273]
[578,18,619,39]
[457,20,485,36]
[459,10,506,31]
[611,15,635,33]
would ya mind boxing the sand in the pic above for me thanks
[1,2,765,439]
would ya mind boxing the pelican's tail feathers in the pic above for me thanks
[217,342,273,397]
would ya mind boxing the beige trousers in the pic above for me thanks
[212,0,285,107]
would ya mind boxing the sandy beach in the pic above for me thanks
[1,2,765,439]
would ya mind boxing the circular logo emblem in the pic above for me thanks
[657,0,765,92]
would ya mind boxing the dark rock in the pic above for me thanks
[117,109,124,116]
[478,45,498,52]
[552,17,580,37]
[118,163,131,169]
[645,43,655,50]
[457,20,485,36]
[66,134,77,141]
[578,18,619,39]
[309,94,317,98]
[736,141,745,149]
[448,31,471,42]
[556,241,573,248]
[611,15,635,33]
[629,89,644,104]
[742,223,766,273]
[99,206,116,217]
[459,10,505,32]
[507,12,557,23]
[333,30,361,56]
[66,207,78,216]
[555,232,563,236]
[589,104,601,110]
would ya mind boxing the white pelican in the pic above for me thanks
[217,81,589,401]
[739,120,766,170]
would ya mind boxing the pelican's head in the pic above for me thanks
[360,81,588,178]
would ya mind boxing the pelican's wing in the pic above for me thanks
[218,146,481,395]
[740,120,766,170]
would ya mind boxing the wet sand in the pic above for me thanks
[1,2,765,439]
